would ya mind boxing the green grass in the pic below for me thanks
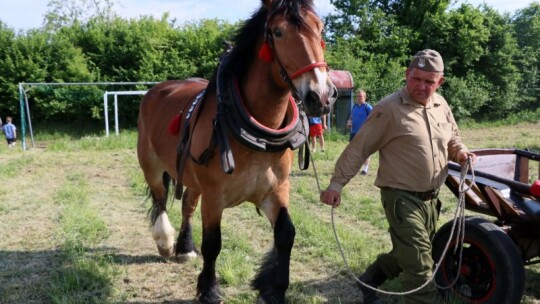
[45,132,138,151]
[48,173,118,304]
[0,154,35,177]
[1,121,539,303]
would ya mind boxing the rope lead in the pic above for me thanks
[324,156,475,296]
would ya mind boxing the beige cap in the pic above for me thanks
[409,49,444,72]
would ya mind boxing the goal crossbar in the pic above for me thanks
[18,82,159,150]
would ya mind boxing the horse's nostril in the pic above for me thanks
[308,90,319,103]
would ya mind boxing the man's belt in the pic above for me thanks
[410,189,440,201]
[386,187,440,201]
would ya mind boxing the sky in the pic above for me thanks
[0,0,537,32]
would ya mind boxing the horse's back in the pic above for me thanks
[137,78,208,180]
[139,78,208,126]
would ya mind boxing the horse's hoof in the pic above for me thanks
[175,251,198,262]
[196,301,223,304]
[156,245,175,258]
[197,294,223,304]
[152,213,176,257]
[256,294,285,304]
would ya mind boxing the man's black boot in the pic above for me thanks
[358,264,387,304]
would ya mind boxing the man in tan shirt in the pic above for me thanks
[320,49,476,304]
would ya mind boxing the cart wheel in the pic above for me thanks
[432,216,525,304]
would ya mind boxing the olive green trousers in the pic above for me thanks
[372,187,442,304]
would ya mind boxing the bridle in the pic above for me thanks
[258,5,328,170]
[290,62,328,79]
[263,8,328,102]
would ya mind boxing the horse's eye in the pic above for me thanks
[272,28,282,38]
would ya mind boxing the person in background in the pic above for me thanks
[320,49,476,304]
[2,116,17,148]
[308,115,327,152]
[347,89,373,175]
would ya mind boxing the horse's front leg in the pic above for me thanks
[175,187,200,260]
[197,199,224,304]
[252,202,296,304]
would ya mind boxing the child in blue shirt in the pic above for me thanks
[2,116,17,148]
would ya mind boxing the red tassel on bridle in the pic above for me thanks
[258,42,273,62]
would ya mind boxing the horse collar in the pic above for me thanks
[215,55,309,154]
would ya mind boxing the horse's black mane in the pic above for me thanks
[205,0,316,94]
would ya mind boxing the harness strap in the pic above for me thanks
[175,51,312,176]
[214,116,235,174]
[215,55,236,174]
[175,90,207,197]
[216,54,311,172]
[223,79,308,151]
[298,141,310,170]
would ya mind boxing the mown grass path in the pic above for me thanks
[1,122,539,303]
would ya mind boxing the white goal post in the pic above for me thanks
[18,81,159,150]
[103,90,148,136]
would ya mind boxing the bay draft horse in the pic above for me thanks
[137,0,337,302]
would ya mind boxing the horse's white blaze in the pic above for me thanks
[294,74,311,97]
[152,212,176,257]
[295,68,331,99]
[314,68,330,95]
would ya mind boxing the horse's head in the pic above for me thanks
[261,0,338,117]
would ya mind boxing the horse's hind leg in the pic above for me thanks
[252,206,296,304]
[175,188,200,260]
[148,172,176,258]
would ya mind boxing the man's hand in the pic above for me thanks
[458,150,476,165]
[320,189,341,207]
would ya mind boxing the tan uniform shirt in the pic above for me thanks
[328,87,468,194]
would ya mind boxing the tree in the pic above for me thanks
[373,0,451,28]
[0,21,20,115]
[415,4,490,75]
[475,7,520,118]
[44,0,118,32]
[325,38,405,102]
[512,2,540,110]
[1,0,537,126]
[324,1,415,60]
[441,73,491,121]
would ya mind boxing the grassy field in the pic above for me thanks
[0,121,539,303]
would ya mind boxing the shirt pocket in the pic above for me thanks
[432,121,453,145]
